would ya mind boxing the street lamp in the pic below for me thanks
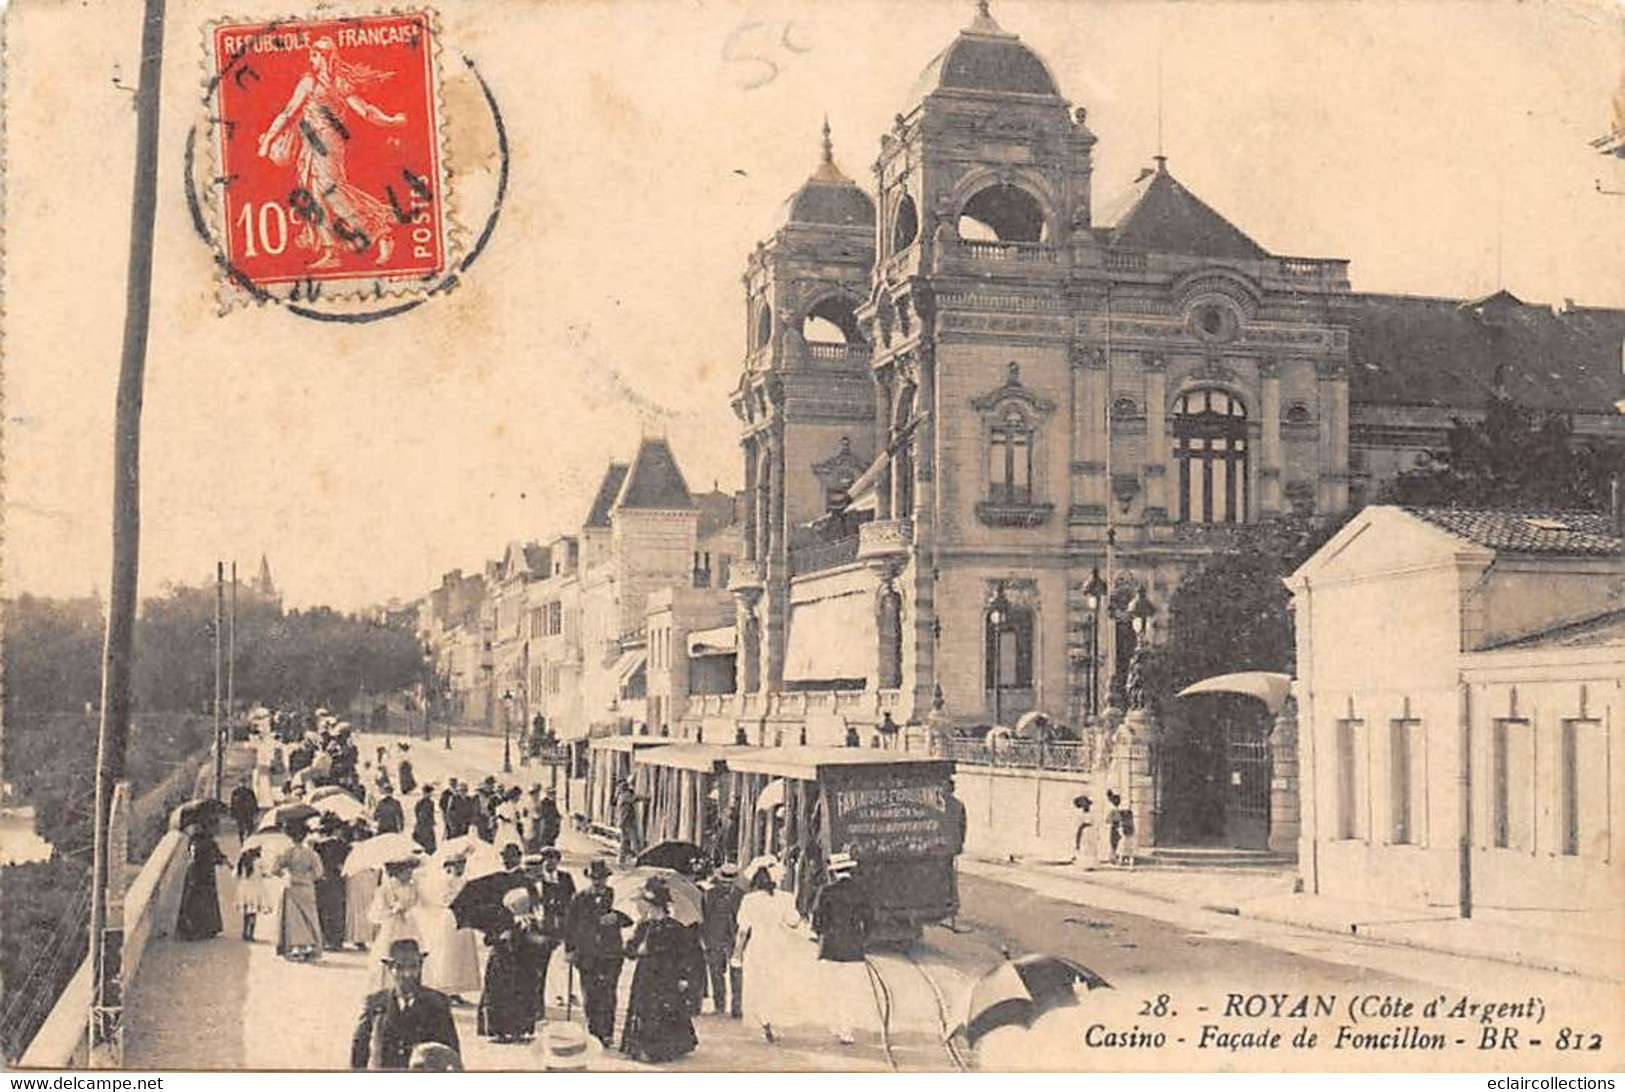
[443,682,453,750]
[1082,565,1108,720]
[986,581,1012,728]
[501,688,514,773]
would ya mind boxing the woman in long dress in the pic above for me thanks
[270,824,324,961]
[314,827,351,950]
[420,856,482,1002]
[735,861,814,1042]
[367,859,424,990]
[175,824,228,941]
[620,882,699,1063]
[477,888,548,1043]
[344,822,381,950]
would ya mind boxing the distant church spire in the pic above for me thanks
[821,114,833,166]
[256,553,275,595]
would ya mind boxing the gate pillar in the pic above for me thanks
[1267,696,1300,855]
[1116,709,1159,852]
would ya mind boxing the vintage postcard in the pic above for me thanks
[3,0,1623,1076]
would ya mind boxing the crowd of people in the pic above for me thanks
[168,708,887,1070]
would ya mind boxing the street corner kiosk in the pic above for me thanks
[725,747,961,943]
[632,743,744,846]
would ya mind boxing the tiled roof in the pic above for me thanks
[1341,293,1625,414]
[694,489,740,539]
[1403,507,1622,557]
[616,438,695,512]
[584,463,629,528]
[1097,160,1268,260]
[522,544,551,578]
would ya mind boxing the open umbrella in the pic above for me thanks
[257,802,320,831]
[754,779,786,813]
[309,784,353,803]
[169,797,230,832]
[313,794,367,824]
[449,870,528,934]
[240,829,294,858]
[962,954,1111,1047]
[341,832,425,876]
[636,840,705,875]
[610,867,703,926]
[1177,671,1293,715]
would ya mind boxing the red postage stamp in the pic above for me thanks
[207,12,448,292]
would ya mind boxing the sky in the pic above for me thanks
[4,0,1623,611]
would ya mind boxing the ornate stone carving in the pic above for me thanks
[971,361,1058,415]
[1257,356,1281,379]
[1141,351,1168,372]
[975,500,1055,528]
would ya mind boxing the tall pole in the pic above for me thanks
[228,561,237,724]
[1103,282,1118,703]
[88,0,167,1062]
[213,562,225,799]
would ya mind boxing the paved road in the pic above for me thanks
[125,732,1611,1071]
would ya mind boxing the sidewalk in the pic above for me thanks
[965,851,1623,983]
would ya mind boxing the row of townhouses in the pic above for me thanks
[412,5,1623,913]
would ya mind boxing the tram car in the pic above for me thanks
[584,735,671,839]
[631,743,741,851]
[724,747,962,944]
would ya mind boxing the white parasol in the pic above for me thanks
[754,779,786,813]
[341,832,425,876]
[1176,671,1294,715]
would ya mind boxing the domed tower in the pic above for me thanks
[730,122,877,696]
[855,1,1097,724]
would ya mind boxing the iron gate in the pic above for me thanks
[1224,721,1271,850]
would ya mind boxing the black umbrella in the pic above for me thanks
[450,871,528,935]
[170,798,230,832]
[963,954,1111,1046]
[636,840,705,875]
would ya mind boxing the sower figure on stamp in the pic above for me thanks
[256,37,406,270]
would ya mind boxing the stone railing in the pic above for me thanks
[788,535,860,576]
[20,827,191,1068]
[1276,256,1350,283]
[803,341,870,366]
[958,239,1059,264]
[1103,250,1149,273]
[857,519,913,561]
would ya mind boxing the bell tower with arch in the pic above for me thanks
[730,121,877,696]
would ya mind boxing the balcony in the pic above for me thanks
[802,341,871,367]
[956,239,1059,264]
[1103,250,1149,273]
[938,736,1097,771]
[788,535,860,576]
[857,519,913,562]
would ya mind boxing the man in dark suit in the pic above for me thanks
[700,862,744,1017]
[531,847,575,1019]
[351,939,461,1070]
[374,789,404,835]
[563,858,631,1048]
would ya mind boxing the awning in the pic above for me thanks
[687,626,737,657]
[613,649,647,684]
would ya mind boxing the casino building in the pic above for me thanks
[674,2,1625,853]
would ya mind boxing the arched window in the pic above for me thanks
[893,384,916,519]
[892,194,918,253]
[958,184,1047,243]
[801,296,863,345]
[1174,388,1249,524]
[988,407,1034,504]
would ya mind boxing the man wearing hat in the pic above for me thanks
[564,859,632,1048]
[351,939,461,1070]
[700,862,744,1017]
[374,787,404,835]
[535,786,563,850]
[533,847,575,1017]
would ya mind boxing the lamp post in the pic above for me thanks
[986,581,1011,728]
[1082,565,1108,720]
[1125,585,1156,710]
[501,688,514,773]
[442,682,453,750]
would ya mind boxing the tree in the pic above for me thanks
[1383,393,1623,510]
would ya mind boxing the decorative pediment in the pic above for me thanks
[971,361,1057,416]
[810,436,868,491]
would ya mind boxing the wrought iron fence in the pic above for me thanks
[938,736,1096,770]
[788,535,860,576]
